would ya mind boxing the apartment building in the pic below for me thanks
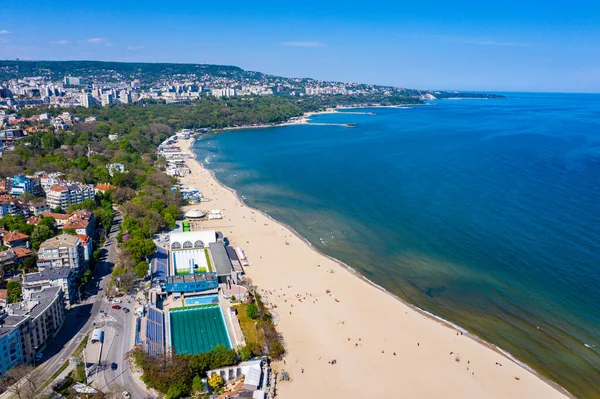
[22,267,77,306]
[36,234,85,276]
[0,313,24,377]
[46,183,94,210]
[4,286,65,364]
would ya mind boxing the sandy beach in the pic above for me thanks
[177,137,571,399]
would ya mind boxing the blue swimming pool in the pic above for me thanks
[184,294,220,306]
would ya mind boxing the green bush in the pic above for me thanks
[246,303,258,319]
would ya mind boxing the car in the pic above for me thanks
[112,305,121,310]
[122,392,131,399]
[122,308,130,313]
[111,362,118,370]
[111,299,122,304]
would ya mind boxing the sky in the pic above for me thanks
[1,0,599,92]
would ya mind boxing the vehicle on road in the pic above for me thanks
[111,362,118,370]
[112,305,121,310]
[122,307,130,313]
[111,299,122,304]
[122,392,131,399]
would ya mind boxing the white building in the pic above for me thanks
[46,183,94,210]
[107,163,126,177]
[101,93,113,107]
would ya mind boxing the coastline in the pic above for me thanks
[178,136,572,399]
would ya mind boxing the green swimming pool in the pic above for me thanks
[169,305,231,354]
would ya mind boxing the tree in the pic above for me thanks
[238,346,252,361]
[0,365,37,399]
[20,256,37,273]
[166,380,186,399]
[191,375,205,393]
[53,206,62,213]
[30,224,56,249]
[246,303,258,319]
[135,261,148,278]
[62,228,77,235]
[207,374,223,391]
[6,281,22,303]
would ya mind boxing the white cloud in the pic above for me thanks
[282,41,324,47]
[127,45,145,50]
[0,30,10,35]
[87,37,106,43]
[51,40,69,45]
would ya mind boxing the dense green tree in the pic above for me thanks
[30,224,56,250]
[135,261,148,278]
[191,375,204,393]
[6,281,22,303]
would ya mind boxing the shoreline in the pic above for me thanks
[211,103,428,133]
[178,136,572,399]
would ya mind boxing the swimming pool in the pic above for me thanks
[184,294,220,306]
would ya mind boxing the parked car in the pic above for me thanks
[111,299,122,304]
[122,392,131,399]
[122,308,130,313]
[112,305,121,310]
[111,362,118,370]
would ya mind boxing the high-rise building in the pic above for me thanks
[101,93,113,106]
[63,76,82,86]
[81,93,93,108]
[119,90,131,104]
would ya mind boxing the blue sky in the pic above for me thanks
[1,0,599,92]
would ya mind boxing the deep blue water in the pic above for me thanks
[193,93,600,398]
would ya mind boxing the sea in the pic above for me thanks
[192,92,600,399]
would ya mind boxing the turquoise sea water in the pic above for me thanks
[192,93,600,398]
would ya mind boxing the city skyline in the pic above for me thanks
[1,0,599,93]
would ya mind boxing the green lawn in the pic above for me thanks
[234,304,265,351]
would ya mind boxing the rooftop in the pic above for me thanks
[23,267,72,283]
[3,231,29,242]
[209,242,233,276]
[38,233,80,250]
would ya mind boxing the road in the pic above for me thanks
[12,212,152,398]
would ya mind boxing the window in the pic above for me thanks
[182,241,193,249]
[194,240,204,248]
[171,242,181,250]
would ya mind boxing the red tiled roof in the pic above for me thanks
[0,289,7,299]
[3,231,30,242]
[49,184,68,192]
[12,247,32,258]
[76,234,90,244]
[63,220,89,230]
[94,183,116,191]
[42,212,71,220]
[27,216,42,225]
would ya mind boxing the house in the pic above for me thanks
[94,183,116,194]
[106,163,126,177]
[63,209,95,236]
[0,289,7,309]
[2,231,30,248]
[27,216,42,225]
[29,201,50,216]
[42,212,71,227]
